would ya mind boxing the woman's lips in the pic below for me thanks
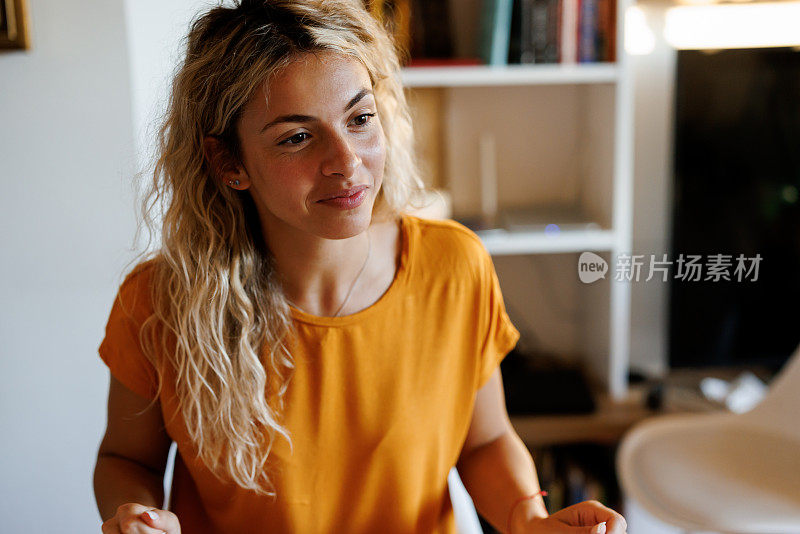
[318,185,368,202]
[318,188,367,209]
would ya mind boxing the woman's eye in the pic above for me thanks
[352,113,376,127]
[279,114,375,146]
[280,132,310,146]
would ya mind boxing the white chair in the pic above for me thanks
[449,467,484,534]
[616,344,800,534]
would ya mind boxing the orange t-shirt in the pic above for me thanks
[98,213,520,534]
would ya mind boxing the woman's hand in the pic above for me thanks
[516,500,628,534]
[101,503,181,534]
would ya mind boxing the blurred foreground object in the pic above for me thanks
[617,344,800,533]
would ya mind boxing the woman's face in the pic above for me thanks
[234,51,386,242]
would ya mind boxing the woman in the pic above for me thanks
[94,1,628,533]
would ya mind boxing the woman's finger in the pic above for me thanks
[104,503,167,534]
[546,500,627,534]
[101,516,121,534]
[117,514,165,534]
[139,508,181,534]
[570,500,627,534]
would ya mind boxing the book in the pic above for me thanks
[532,0,549,62]
[479,0,515,65]
[517,0,534,63]
[578,0,599,62]
[409,0,454,62]
[560,0,579,63]
[508,0,524,63]
[544,0,561,63]
[602,0,617,61]
[523,0,560,64]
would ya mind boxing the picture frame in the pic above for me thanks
[0,0,30,51]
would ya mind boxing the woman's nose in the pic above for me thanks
[321,132,361,178]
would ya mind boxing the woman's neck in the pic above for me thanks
[263,215,401,317]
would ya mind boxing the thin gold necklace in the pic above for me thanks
[289,228,372,317]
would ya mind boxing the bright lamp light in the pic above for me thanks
[664,1,800,49]
[625,6,657,55]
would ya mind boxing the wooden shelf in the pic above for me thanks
[510,365,776,447]
[477,228,616,255]
[510,386,658,447]
[400,63,618,88]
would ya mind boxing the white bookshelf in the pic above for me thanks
[401,0,634,401]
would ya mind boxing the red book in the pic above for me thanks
[406,57,484,67]
[607,0,617,62]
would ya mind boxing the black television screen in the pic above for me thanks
[669,47,800,373]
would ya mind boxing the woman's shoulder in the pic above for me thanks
[113,255,163,315]
[125,255,159,279]
[119,255,160,289]
[405,213,478,239]
[403,214,490,277]
[405,213,486,250]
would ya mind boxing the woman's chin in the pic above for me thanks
[311,213,372,240]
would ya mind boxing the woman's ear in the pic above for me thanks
[203,136,250,190]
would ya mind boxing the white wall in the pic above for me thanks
[0,0,138,531]
[0,0,206,530]
[123,0,211,171]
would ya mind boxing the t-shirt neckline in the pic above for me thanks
[288,213,410,327]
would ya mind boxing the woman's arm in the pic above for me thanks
[456,370,548,533]
[456,369,627,534]
[93,374,172,521]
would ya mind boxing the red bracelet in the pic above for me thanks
[506,490,548,534]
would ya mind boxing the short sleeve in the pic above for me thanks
[98,263,159,401]
[476,246,520,389]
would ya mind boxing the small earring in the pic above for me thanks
[228,179,240,187]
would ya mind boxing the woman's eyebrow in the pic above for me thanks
[344,88,373,113]
[259,88,373,133]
